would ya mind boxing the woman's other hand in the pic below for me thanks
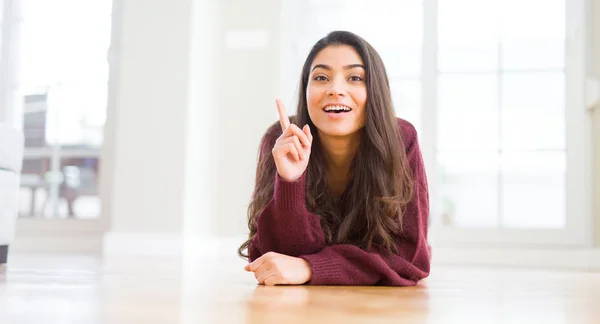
[245,251,312,286]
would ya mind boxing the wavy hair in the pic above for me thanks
[239,31,414,258]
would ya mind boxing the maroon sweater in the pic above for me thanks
[248,118,431,286]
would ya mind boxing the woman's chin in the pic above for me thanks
[317,125,361,138]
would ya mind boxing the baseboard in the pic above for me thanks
[22,232,599,271]
[103,232,185,256]
[9,231,245,257]
[102,235,600,270]
[102,233,246,258]
[0,245,7,264]
[9,219,105,253]
[10,234,103,253]
[431,245,600,270]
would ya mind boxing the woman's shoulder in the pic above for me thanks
[395,117,419,148]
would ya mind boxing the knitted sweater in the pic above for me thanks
[248,118,431,286]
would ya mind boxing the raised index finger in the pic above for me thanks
[276,98,291,131]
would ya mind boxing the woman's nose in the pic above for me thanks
[326,78,346,97]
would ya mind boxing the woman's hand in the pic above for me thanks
[272,99,313,182]
[244,252,312,286]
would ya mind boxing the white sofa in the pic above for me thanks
[0,123,24,264]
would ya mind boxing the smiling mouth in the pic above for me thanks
[323,105,353,113]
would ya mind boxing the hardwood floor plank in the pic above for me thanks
[0,253,599,324]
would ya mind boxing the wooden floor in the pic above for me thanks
[1,253,600,324]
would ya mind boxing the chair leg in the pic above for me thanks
[0,245,7,264]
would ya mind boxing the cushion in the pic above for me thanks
[0,170,19,245]
[0,122,25,173]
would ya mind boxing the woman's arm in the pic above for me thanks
[299,240,429,286]
[249,171,326,260]
[248,128,326,261]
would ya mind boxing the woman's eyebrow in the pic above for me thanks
[311,64,365,72]
[343,64,365,70]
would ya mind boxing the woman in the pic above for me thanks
[239,31,431,286]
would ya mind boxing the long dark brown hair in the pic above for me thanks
[238,31,414,258]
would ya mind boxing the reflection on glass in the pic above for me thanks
[45,83,107,148]
[390,80,421,133]
[437,74,498,151]
[501,73,565,150]
[58,157,100,219]
[18,155,100,219]
[501,41,564,70]
[435,0,566,230]
[500,152,565,228]
[499,0,564,70]
[436,151,499,228]
[499,0,564,42]
[438,0,500,72]
[438,0,500,43]
[18,157,51,217]
[382,46,422,78]
[438,43,498,72]
[439,0,565,72]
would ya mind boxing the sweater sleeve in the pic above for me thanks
[248,129,326,261]
[299,122,431,286]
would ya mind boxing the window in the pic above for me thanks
[436,0,567,229]
[283,0,591,246]
[18,0,112,219]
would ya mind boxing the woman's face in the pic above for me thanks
[306,45,367,138]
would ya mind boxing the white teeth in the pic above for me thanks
[324,105,351,112]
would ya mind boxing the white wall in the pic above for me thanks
[103,0,196,254]
[0,0,23,128]
[107,0,191,234]
[103,0,284,253]
[592,0,600,246]
[216,0,282,237]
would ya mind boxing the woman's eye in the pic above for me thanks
[314,75,328,81]
[350,75,363,82]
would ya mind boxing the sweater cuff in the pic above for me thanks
[274,171,307,210]
[300,251,343,285]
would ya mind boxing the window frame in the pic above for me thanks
[1,0,120,251]
[423,0,593,247]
